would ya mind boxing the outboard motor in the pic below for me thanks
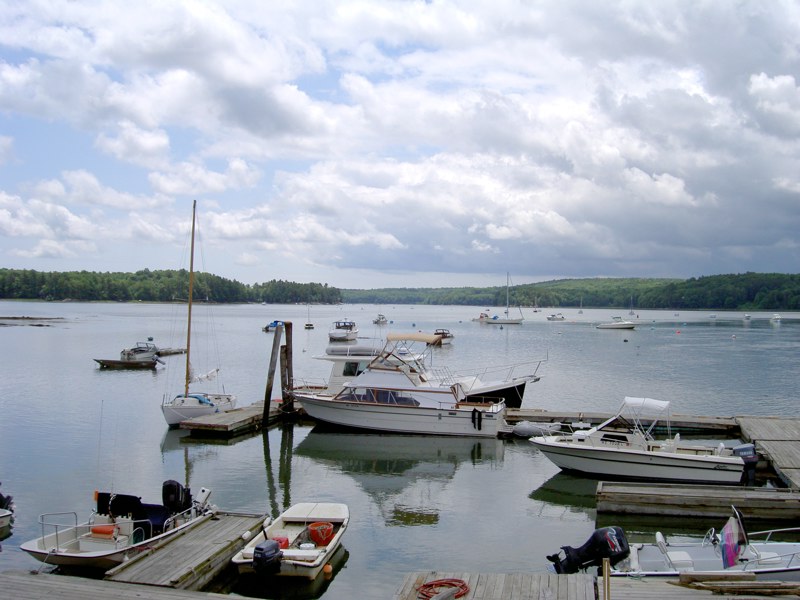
[252,539,283,575]
[547,526,630,574]
[734,443,758,486]
[162,480,192,513]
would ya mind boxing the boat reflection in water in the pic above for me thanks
[529,472,599,515]
[295,429,503,526]
[229,544,349,600]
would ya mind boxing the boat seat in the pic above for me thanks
[656,532,694,571]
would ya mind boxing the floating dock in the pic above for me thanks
[105,511,265,590]
[596,481,800,519]
[179,401,282,437]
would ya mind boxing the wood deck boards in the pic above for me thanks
[738,416,800,489]
[596,482,800,519]
[0,571,229,600]
[393,572,595,600]
[179,402,280,437]
[105,511,265,590]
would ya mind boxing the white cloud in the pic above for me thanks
[0,1,798,286]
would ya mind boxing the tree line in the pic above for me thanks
[1,269,798,310]
[341,272,800,310]
[0,268,342,304]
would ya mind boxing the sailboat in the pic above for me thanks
[304,304,314,329]
[483,273,524,325]
[161,201,237,427]
[578,296,583,314]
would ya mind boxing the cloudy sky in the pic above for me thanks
[1,1,799,289]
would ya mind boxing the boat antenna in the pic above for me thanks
[184,200,196,398]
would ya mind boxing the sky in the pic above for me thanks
[1,1,799,289]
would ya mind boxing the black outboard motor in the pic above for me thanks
[252,539,283,575]
[547,526,630,574]
[0,482,12,512]
[162,480,192,513]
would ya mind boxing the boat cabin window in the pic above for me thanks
[341,387,420,407]
[342,361,368,377]
[600,433,629,444]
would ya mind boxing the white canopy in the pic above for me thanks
[621,396,670,414]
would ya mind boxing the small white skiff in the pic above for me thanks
[232,502,349,580]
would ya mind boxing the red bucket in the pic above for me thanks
[308,521,334,546]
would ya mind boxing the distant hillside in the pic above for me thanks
[342,273,800,311]
[1,269,798,310]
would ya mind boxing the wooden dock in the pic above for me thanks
[739,416,800,489]
[0,572,229,600]
[105,511,266,590]
[393,572,595,599]
[596,481,800,519]
[179,401,282,437]
[506,408,739,434]
[393,572,787,599]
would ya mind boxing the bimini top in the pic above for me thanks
[386,332,442,345]
[621,396,670,415]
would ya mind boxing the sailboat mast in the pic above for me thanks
[184,200,196,397]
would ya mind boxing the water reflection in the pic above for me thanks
[529,472,599,512]
[227,545,349,600]
[295,429,503,526]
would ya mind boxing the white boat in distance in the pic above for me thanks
[546,313,566,321]
[232,502,349,579]
[329,320,358,341]
[295,336,509,437]
[530,397,749,484]
[20,480,215,570]
[548,507,800,580]
[292,333,543,409]
[596,316,636,329]
[479,273,524,324]
[162,201,236,427]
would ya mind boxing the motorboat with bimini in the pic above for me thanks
[547,506,800,580]
[432,328,454,344]
[596,316,636,330]
[328,320,358,341]
[546,313,566,321]
[231,502,349,579]
[161,201,236,427]
[292,332,543,409]
[294,337,511,437]
[20,480,215,570]
[529,397,751,484]
[373,313,388,325]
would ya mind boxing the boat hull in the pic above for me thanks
[94,358,158,369]
[20,511,213,570]
[233,503,349,580]
[298,395,504,438]
[613,540,800,580]
[161,393,237,427]
[530,438,744,484]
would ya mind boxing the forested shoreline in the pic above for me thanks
[0,269,798,310]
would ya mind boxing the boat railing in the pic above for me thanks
[430,359,545,389]
[751,526,800,543]
[36,511,79,547]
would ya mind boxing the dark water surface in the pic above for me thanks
[1,301,798,598]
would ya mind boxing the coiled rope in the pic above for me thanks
[416,577,470,599]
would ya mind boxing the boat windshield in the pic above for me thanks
[339,387,420,407]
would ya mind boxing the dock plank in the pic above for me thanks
[105,512,265,590]
[596,482,800,519]
[179,402,280,437]
[393,573,594,600]
[0,571,230,600]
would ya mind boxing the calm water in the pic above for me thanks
[1,301,798,598]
